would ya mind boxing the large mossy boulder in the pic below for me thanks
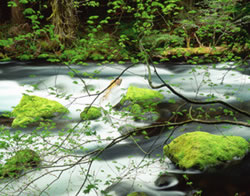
[11,94,69,128]
[120,86,164,120]
[0,149,41,178]
[163,131,249,170]
[80,106,102,120]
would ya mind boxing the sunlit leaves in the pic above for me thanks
[23,8,36,15]
[7,1,17,7]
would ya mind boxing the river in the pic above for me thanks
[0,61,249,196]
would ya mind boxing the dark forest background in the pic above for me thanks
[0,0,249,63]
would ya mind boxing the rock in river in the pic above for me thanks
[163,131,249,170]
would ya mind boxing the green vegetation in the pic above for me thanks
[120,86,163,120]
[164,131,249,170]
[0,0,248,63]
[0,149,40,178]
[80,106,102,120]
[121,86,164,105]
[11,94,69,128]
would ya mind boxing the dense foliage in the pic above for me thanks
[0,0,249,63]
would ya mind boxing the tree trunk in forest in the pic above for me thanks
[11,0,25,24]
[50,0,78,45]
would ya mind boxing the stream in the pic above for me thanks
[0,61,249,196]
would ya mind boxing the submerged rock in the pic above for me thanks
[0,149,41,178]
[11,94,69,128]
[80,106,102,120]
[163,131,249,170]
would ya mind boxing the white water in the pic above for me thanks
[0,61,249,196]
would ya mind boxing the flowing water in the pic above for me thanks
[0,61,249,196]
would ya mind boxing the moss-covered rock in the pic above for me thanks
[11,94,69,128]
[127,192,148,196]
[121,86,164,105]
[0,149,41,178]
[80,106,102,120]
[120,86,163,121]
[163,131,249,170]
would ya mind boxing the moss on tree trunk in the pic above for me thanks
[49,0,77,45]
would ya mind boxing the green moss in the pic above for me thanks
[80,106,102,120]
[0,149,41,178]
[121,86,164,105]
[11,94,69,128]
[127,192,148,196]
[163,131,249,170]
[120,86,163,119]
[130,104,142,115]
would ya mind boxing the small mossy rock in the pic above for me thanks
[127,192,149,196]
[80,106,102,120]
[1,149,41,178]
[163,131,249,170]
[11,94,69,128]
[121,86,164,105]
[120,86,163,121]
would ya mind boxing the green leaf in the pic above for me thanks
[38,54,49,58]
[23,8,36,15]
[188,10,197,14]
[19,0,29,3]
[29,74,37,78]
[89,15,99,20]
[8,1,17,7]
[168,99,176,104]
[87,20,94,24]
[68,72,75,77]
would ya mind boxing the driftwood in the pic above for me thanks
[162,47,226,56]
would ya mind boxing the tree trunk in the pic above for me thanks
[50,0,78,45]
[11,0,25,24]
